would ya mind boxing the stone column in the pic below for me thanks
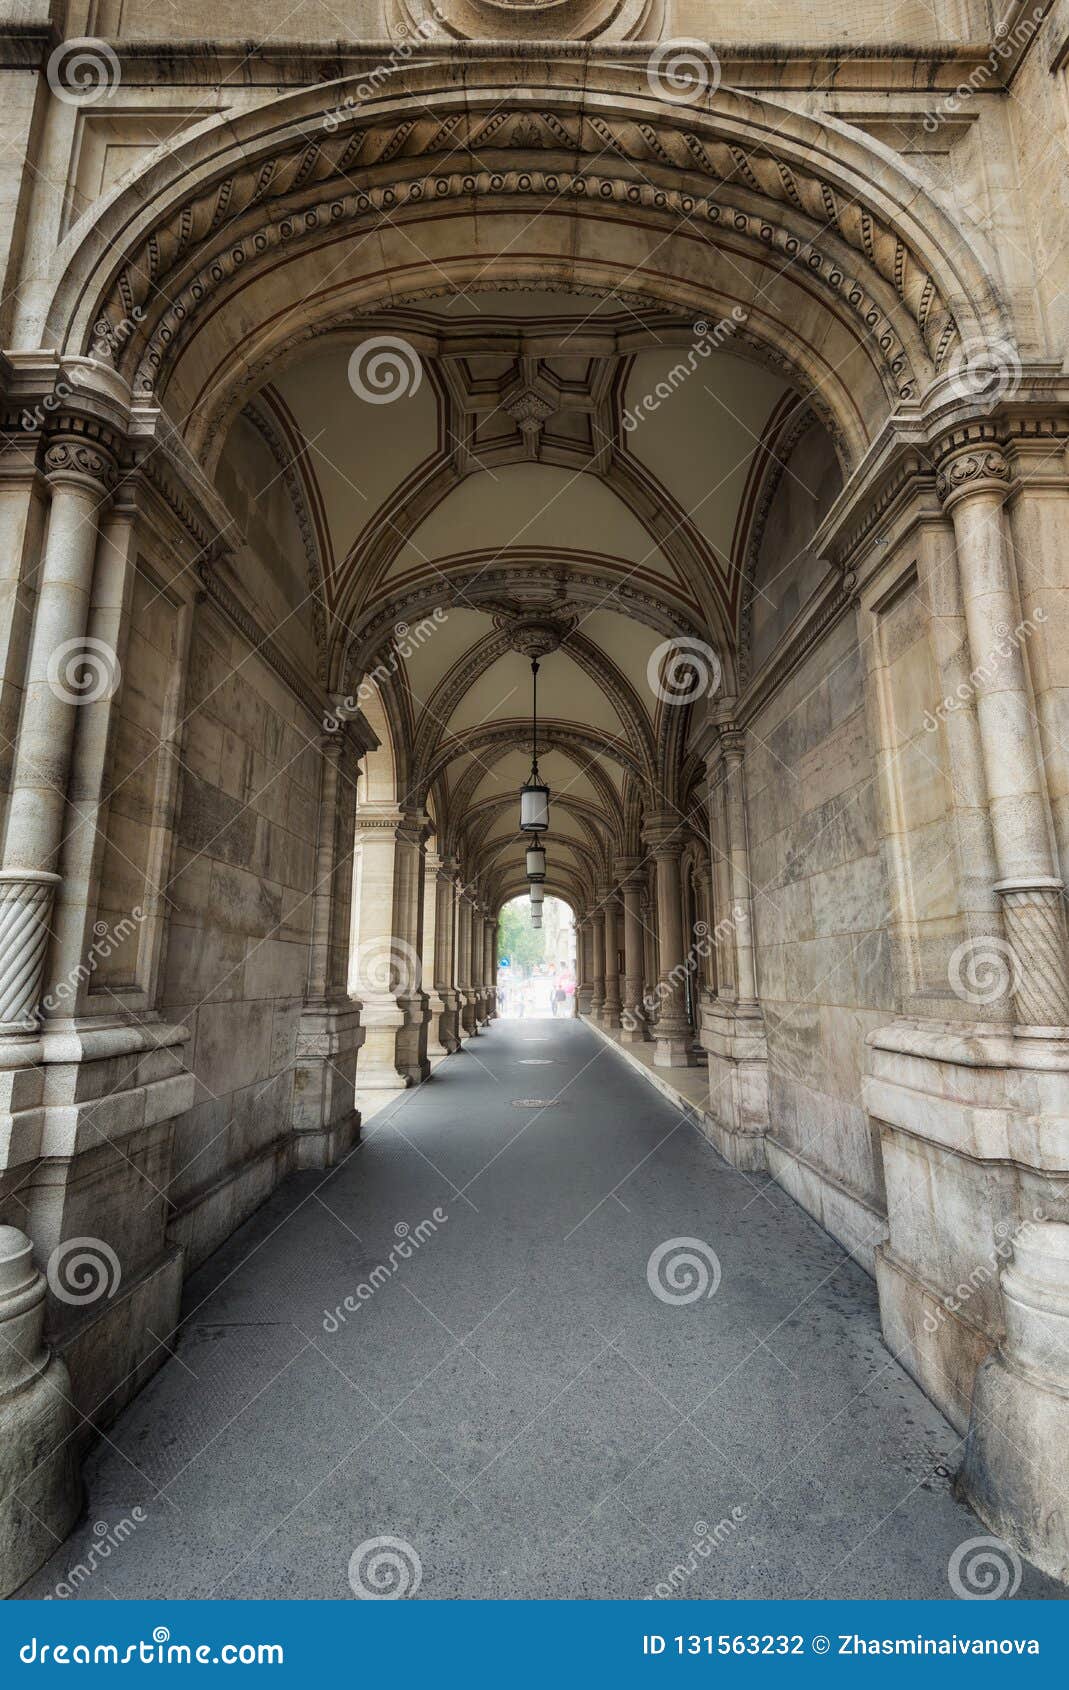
[643,813,695,1067]
[936,430,1069,1031]
[694,722,769,1164]
[473,904,490,1025]
[392,810,430,1083]
[420,845,450,1061]
[292,726,366,1164]
[351,805,423,1087]
[959,1220,1069,1583]
[0,421,117,1034]
[456,890,477,1037]
[600,885,622,1028]
[576,917,593,1014]
[434,854,461,1052]
[484,917,497,1020]
[0,1227,80,1598]
[590,904,606,1019]
[616,859,649,1043]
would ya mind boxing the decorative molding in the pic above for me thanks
[89,102,961,408]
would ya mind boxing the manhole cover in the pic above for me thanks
[511,1097,564,1109]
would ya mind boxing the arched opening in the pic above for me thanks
[496,895,577,1019]
[2,28,1067,1603]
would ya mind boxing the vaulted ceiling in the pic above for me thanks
[216,289,839,909]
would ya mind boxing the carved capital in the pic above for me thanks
[41,423,119,496]
[933,425,1014,511]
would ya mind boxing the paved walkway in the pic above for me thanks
[21,1019,1062,1600]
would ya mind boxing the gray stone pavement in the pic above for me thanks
[19,1019,1064,1600]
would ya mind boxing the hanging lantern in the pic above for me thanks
[526,841,547,882]
[530,882,545,907]
[531,911,543,929]
[518,657,550,833]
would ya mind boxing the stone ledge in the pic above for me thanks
[765,1134,888,1276]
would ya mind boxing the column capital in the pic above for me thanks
[642,812,686,856]
[40,413,121,496]
[932,421,1014,512]
[614,857,644,892]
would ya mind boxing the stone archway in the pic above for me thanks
[3,38,1069,1598]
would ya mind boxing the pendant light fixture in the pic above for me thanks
[526,840,547,883]
[530,882,545,907]
[519,657,550,834]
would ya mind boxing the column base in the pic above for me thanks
[577,987,593,1014]
[600,998,622,1030]
[437,990,462,1053]
[700,1000,769,1171]
[652,1017,695,1067]
[619,1013,650,1045]
[291,1000,363,1168]
[864,1018,1069,1432]
[460,992,479,1038]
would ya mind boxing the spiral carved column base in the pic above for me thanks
[996,880,1069,1033]
[0,872,61,1033]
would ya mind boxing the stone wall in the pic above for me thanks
[158,604,322,1269]
[746,610,895,1270]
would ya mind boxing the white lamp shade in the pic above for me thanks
[529,883,545,906]
[519,781,550,832]
[526,844,547,881]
